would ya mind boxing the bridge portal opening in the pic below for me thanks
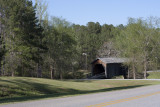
[93,64,105,75]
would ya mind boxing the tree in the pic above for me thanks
[35,0,48,25]
[43,17,76,79]
[87,22,101,34]
[0,0,47,77]
[114,17,160,79]
[0,13,3,75]
[0,0,11,76]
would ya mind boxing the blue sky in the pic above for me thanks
[33,0,160,26]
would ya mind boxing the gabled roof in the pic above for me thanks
[91,57,129,64]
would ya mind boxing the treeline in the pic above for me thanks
[0,0,160,79]
[0,0,117,79]
[114,17,160,79]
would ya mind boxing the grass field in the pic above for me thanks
[0,77,160,104]
[147,72,160,79]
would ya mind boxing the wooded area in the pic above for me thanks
[0,0,160,79]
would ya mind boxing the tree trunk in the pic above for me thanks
[132,55,136,79]
[0,62,1,76]
[22,63,24,76]
[60,73,63,80]
[37,63,42,78]
[144,59,147,79]
[127,68,130,79]
[0,28,1,76]
[50,65,53,79]
[11,53,14,77]
[2,59,5,76]
[132,63,136,79]
[11,71,14,77]
[60,68,63,80]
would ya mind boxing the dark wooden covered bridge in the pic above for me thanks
[91,58,129,79]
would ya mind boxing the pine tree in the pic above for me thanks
[0,0,47,77]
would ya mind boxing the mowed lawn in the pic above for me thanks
[0,77,160,104]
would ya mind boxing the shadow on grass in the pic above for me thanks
[0,80,149,104]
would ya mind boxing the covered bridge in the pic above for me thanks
[91,58,129,79]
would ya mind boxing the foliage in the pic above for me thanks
[114,17,160,79]
[1,0,160,79]
[0,0,46,77]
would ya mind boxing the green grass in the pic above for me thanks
[0,77,160,104]
[147,72,160,79]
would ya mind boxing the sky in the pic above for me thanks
[33,0,160,26]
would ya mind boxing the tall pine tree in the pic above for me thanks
[0,0,47,77]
